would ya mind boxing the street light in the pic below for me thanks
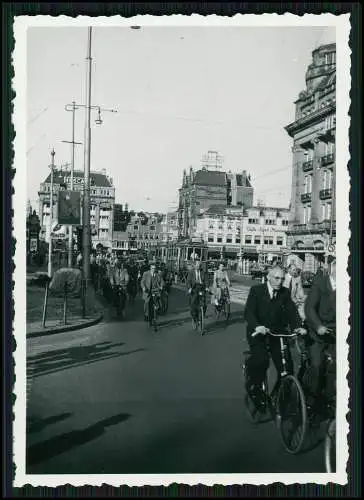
[47,148,56,277]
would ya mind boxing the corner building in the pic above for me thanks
[285,43,336,272]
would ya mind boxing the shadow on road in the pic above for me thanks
[27,412,73,435]
[26,412,131,468]
[27,341,147,378]
[205,310,245,336]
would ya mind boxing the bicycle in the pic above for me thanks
[114,285,127,318]
[242,328,308,454]
[214,286,231,323]
[148,291,161,332]
[160,287,169,315]
[191,285,208,336]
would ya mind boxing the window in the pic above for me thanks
[265,219,276,225]
[264,237,274,245]
[248,218,258,224]
[325,52,336,65]
[208,223,214,229]
[254,236,261,245]
[218,224,223,230]
[217,234,223,243]
[282,220,289,226]
[208,234,214,243]
[325,114,336,130]
[235,236,241,244]
[303,205,311,224]
[245,236,252,245]
[134,225,138,230]
[226,234,233,244]
[321,202,332,221]
[276,236,284,246]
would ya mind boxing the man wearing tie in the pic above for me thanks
[243,265,304,405]
[186,260,208,329]
[141,262,164,321]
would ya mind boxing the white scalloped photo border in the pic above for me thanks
[12,12,351,488]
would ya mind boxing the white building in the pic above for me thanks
[161,211,179,243]
[193,204,291,263]
[38,167,115,249]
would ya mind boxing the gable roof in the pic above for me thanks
[44,169,112,187]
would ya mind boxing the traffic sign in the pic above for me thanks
[58,190,81,225]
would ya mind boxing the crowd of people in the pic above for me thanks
[244,257,336,414]
[76,248,336,416]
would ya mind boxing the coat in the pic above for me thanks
[140,270,164,300]
[244,283,302,339]
[186,269,209,292]
[283,273,305,304]
[304,274,336,332]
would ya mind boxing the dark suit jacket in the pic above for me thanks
[186,269,208,291]
[140,270,164,300]
[244,284,302,339]
[304,274,336,332]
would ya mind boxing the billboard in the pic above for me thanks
[58,190,81,225]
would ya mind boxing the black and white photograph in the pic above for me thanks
[13,14,350,486]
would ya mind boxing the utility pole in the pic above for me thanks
[62,101,83,268]
[47,148,55,277]
[82,26,93,316]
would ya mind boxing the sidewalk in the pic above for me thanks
[27,314,103,338]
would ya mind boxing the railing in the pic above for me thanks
[319,188,333,200]
[301,193,312,203]
[302,160,314,172]
[321,153,335,166]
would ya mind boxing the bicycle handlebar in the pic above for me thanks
[252,328,306,339]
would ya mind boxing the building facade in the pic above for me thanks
[126,212,164,252]
[161,211,179,243]
[285,43,336,272]
[178,167,253,238]
[193,204,290,263]
[38,167,115,249]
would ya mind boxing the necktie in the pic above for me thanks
[272,290,278,301]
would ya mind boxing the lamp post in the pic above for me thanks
[47,148,56,277]
[78,26,117,316]
[62,101,83,268]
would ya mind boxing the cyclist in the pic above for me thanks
[141,262,164,321]
[211,261,230,307]
[110,259,129,316]
[283,263,306,322]
[304,257,336,414]
[186,260,209,330]
[244,265,306,407]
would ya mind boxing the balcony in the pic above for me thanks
[301,193,312,203]
[321,153,335,166]
[302,160,314,172]
[319,188,333,200]
[317,125,336,143]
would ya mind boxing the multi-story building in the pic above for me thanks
[285,43,336,272]
[178,166,253,238]
[193,204,290,263]
[126,212,164,252]
[38,167,115,249]
[161,211,179,243]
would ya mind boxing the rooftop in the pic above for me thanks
[43,169,113,187]
[193,169,226,187]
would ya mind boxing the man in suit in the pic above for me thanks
[141,262,164,321]
[283,263,306,321]
[186,260,209,330]
[304,258,336,410]
[244,265,306,404]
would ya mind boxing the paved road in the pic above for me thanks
[26,286,326,474]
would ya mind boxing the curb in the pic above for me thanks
[26,313,104,339]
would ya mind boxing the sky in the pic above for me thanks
[26,25,335,213]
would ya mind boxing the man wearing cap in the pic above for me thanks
[141,262,164,321]
[304,258,336,414]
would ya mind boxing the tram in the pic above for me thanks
[154,238,209,274]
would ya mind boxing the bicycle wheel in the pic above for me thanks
[325,419,336,472]
[223,301,230,322]
[276,374,307,454]
[199,305,205,336]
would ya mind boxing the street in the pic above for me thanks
[26,286,325,474]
